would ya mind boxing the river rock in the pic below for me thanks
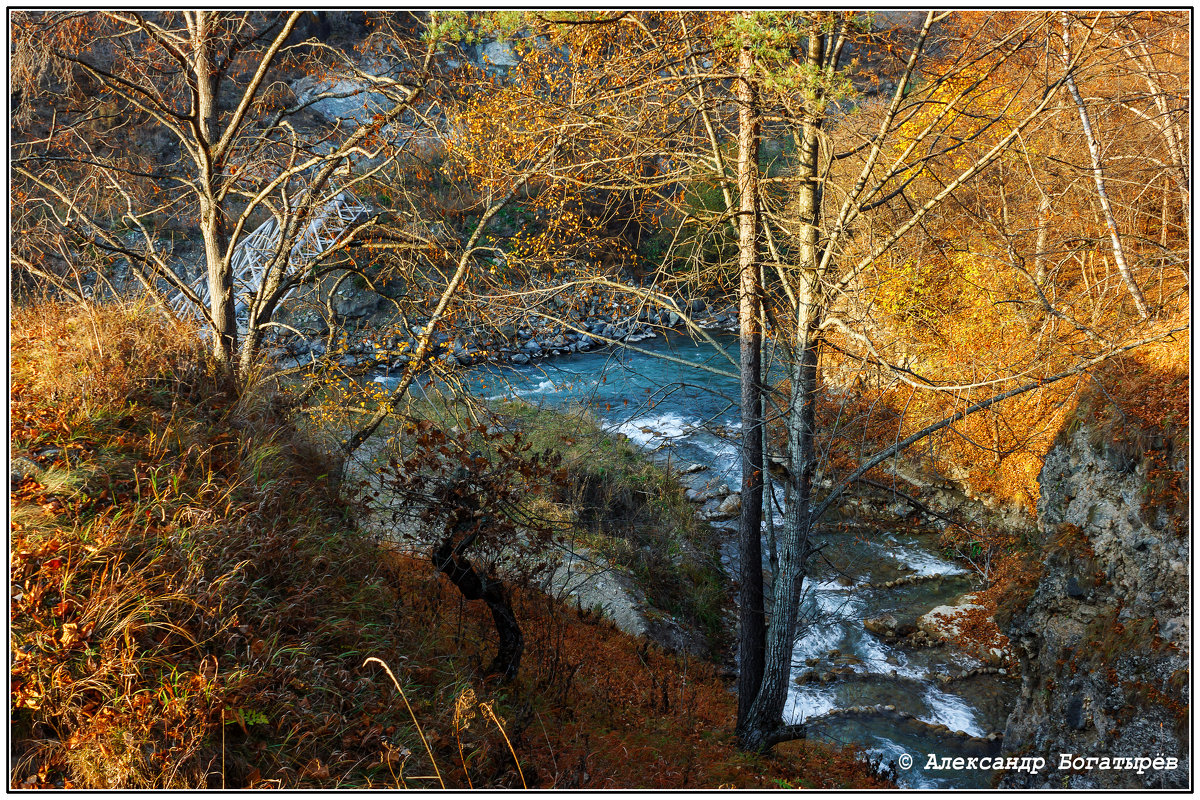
[916,593,986,642]
[716,493,742,516]
[287,337,316,356]
[510,353,530,365]
[864,614,906,639]
[10,457,42,487]
[292,58,399,127]
[480,40,519,69]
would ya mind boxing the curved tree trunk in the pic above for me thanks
[432,538,523,681]
[1060,12,1151,321]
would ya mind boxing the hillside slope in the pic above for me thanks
[10,300,891,789]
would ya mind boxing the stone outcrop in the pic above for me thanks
[999,424,1189,789]
[292,60,397,128]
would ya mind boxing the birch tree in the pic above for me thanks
[11,11,439,376]
[1058,11,1150,320]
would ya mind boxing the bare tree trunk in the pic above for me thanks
[200,200,237,366]
[1122,33,1189,211]
[743,282,821,752]
[1034,192,1051,285]
[190,11,239,365]
[734,29,766,735]
[1060,12,1150,320]
[762,399,778,579]
[1159,182,1168,248]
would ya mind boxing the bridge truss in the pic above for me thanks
[169,188,372,328]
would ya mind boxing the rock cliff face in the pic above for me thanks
[1000,424,1189,789]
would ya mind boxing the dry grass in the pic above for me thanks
[10,299,891,789]
[11,300,422,788]
[377,550,894,789]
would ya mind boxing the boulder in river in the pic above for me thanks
[716,492,742,516]
[916,593,986,642]
[863,613,912,640]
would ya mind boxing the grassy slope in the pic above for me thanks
[488,398,730,653]
[10,301,890,789]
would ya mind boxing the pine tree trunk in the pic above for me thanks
[741,22,826,751]
[734,26,766,737]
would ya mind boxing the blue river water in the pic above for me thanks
[378,331,1011,788]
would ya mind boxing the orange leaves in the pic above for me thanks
[447,85,560,194]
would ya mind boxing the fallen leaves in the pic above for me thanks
[301,758,331,780]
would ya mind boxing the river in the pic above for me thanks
[383,330,1014,788]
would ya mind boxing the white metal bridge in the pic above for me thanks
[169,188,372,327]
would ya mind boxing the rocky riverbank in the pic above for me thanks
[998,422,1189,789]
[321,285,1187,790]
[271,279,739,377]
[340,395,732,662]
[859,414,1190,789]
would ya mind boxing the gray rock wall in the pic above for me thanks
[999,424,1189,789]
